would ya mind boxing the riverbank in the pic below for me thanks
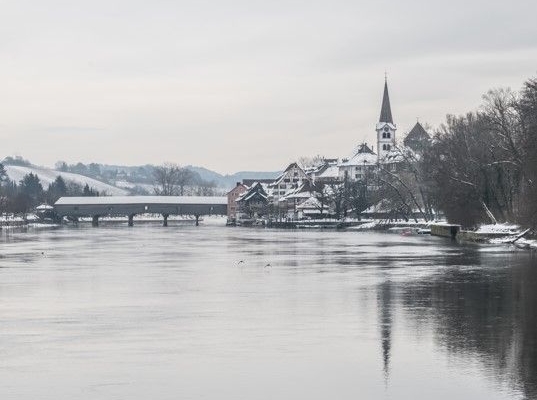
[0,213,59,230]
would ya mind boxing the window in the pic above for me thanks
[386,144,391,150]
[294,172,298,176]
[284,178,290,183]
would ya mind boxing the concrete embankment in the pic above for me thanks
[430,223,461,239]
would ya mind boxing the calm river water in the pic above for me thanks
[1,224,536,399]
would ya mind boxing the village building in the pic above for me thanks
[403,121,431,154]
[307,158,340,185]
[226,77,428,223]
[236,182,270,221]
[278,180,319,220]
[268,162,311,202]
[338,143,377,182]
[226,182,248,222]
[295,196,329,219]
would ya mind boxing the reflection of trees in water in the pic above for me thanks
[400,253,537,398]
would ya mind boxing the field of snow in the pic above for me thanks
[5,165,128,196]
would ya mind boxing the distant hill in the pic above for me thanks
[2,157,281,194]
[187,166,281,189]
[4,165,129,196]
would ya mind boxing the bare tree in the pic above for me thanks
[176,167,194,196]
[153,163,194,196]
[153,163,180,196]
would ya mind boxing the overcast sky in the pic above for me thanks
[1,0,536,173]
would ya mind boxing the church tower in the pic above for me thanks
[376,78,396,162]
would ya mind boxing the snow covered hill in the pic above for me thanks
[5,165,128,196]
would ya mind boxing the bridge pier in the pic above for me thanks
[195,214,200,226]
[128,214,134,227]
[92,215,99,227]
[162,213,169,227]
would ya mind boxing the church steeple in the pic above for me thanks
[379,78,393,124]
[376,77,396,162]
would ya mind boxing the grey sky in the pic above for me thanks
[1,0,536,173]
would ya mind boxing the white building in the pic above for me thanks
[338,143,377,182]
[269,162,311,201]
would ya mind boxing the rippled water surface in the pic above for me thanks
[1,224,536,399]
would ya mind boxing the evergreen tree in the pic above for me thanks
[46,176,68,204]
[19,173,44,207]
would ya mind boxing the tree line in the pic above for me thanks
[357,76,537,228]
[424,78,537,228]
[294,76,537,228]
[0,169,99,215]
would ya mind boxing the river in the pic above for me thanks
[1,224,536,399]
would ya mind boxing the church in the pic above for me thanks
[337,78,430,182]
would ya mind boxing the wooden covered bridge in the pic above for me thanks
[54,196,228,226]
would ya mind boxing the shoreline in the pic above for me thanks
[3,216,535,252]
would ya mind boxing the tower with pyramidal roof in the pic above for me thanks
[376,78,396,162]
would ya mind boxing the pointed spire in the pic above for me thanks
[379,78,393,124]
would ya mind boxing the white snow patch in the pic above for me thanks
[347,220,378,230]
[475,223,520,235]
[5,165,128,196]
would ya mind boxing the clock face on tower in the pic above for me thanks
[384,126,389,132]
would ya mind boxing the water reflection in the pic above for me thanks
[377,279,394,382]
[1,226,536,400]
[401,251,537,399]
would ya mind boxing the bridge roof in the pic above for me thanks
[55,196,227,206]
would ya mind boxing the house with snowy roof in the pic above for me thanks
[277,180,320,220]
[268,162,311,202]
[236,182,270,221]
[338,143,378,182]
[307,158,340,185]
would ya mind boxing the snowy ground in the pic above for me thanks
[474,223,520,235]
[5,165,128,196]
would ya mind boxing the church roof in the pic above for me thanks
[403,122,431,152]
[379,80,393,124]
[405,122,430,141]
